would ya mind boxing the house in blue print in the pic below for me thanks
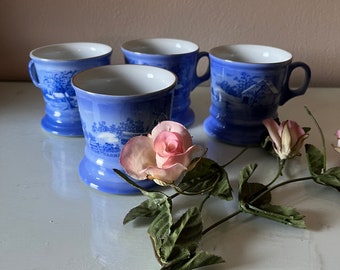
[241,80,279,107]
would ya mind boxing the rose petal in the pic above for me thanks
[153,131,184,158]
[280,121,292,159]
[158,145,203,169]
[336,130,340,139]
[291,133,309,157]
[287,120,305,145]
[119,136,156,180]
[140,162,188,184]
[150,121,193,149]
[263,118,282,151]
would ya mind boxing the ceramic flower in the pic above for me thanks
[120,121,203,186]
[263,118,309,160]
[333,130,340,153]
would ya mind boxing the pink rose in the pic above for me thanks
[120,121,203,186]
[263,118,309,160]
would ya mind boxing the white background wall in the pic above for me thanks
[1,0,340,86]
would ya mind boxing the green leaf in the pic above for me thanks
[115,168,173,225]
[238,164,305,228]
[177,251,225,270]
[238,163,257,188]
[161,207,203,262]
[305,144,324,175]
[241,203,306,228]
[314,166,340,191]
[303,127,311,133]
[160,246,191,269]
[123,192,171,224]
[148,202,173,262]
[149,207,225,270]
[161,251,225,270]
[209,164,233,200]
[239,163,258,185]
[239,164,271,209]
[179,158,233,201]
[261,135,277,157]
[239,182,271,207]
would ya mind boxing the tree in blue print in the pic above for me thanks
[42,70,78,109]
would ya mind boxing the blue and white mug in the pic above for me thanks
[121,38,210,127]
[72,64,177,194]
[204,44,311,146]
[28,42,112,136]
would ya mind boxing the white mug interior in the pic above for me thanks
[122,38,199,55]
[210,44,292,64]
[72,64,177,96]
[30,42,112,61]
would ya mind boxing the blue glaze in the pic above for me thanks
[204,45,311,146]
[28,42,112,136]
[121,38,210,127]
[73,65,176,194]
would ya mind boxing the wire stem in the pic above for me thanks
[265,159,286,188]
[304,106,327,172]
[220,147,248,168]
[202,175,313,236]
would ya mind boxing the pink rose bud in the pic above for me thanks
[334,130,340,153]
[263,118,309,160]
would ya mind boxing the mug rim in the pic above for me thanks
[72,64,177,99]
[29,42,113,62]
[209,44,292,65]
[121,38,199,56]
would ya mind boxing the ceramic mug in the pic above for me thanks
[204,44,311,146]
[72,64,177,194]
[121,38,210,127]
[28,42,112,136]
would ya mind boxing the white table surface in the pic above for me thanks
[1,82,340,270]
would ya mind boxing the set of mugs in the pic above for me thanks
[29,38,311,194]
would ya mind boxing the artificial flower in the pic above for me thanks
[120,121,203,186]
[334,130,340,153]
[117,108,340,270]
[263,118,309,160]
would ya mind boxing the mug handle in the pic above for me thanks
[28,60,40,88]
[192,51,210,90]
[279,62,311,105]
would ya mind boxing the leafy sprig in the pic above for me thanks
[115,157,231,269]
[115,107,340,269]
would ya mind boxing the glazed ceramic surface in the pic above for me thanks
[204,44,311,146]
[28,42,112,136]
[121,38,210,127]
[72,64,177,194]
